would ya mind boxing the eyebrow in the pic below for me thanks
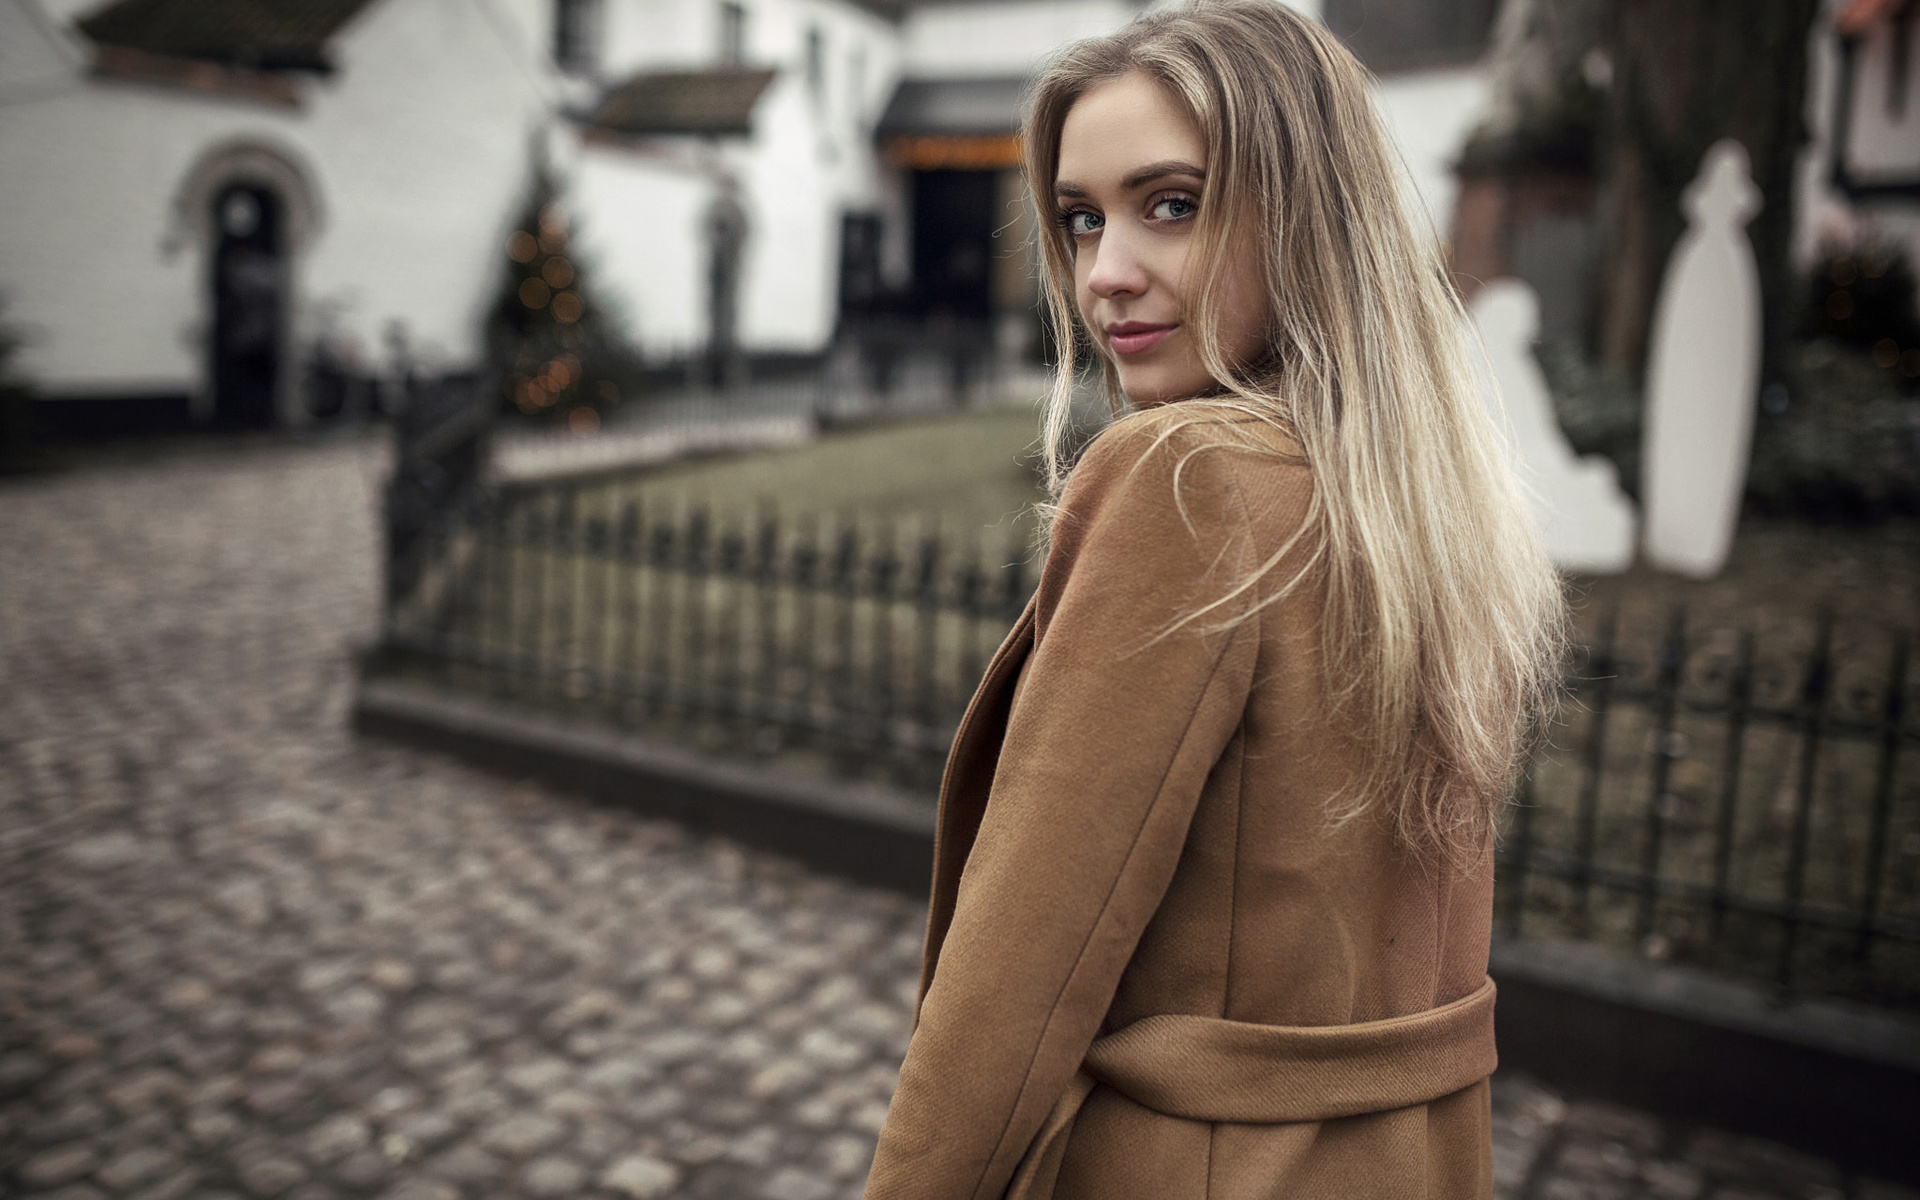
[1053,159,1207,199]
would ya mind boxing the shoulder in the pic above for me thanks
[1064,401,1313,538]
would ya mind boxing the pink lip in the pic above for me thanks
[1105,322,1175,356]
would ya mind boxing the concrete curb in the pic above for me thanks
[351,677,935,894]
[1489,938,1920,1185]
[351,676,1919,1184]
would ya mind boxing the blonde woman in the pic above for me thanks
[865,2,1564,1197]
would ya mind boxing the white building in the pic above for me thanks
[0,0,566,426]
[14,0,1889,432]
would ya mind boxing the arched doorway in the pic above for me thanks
[210,183,287,429]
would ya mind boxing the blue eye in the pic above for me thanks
[1059,209,1103,236]
[1151,196,1198,221]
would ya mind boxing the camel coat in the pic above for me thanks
[862,403,1499,1200]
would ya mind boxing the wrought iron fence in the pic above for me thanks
[1502,610,1918,1007]
[381,480,1033,793]
[377,475,1920,1008]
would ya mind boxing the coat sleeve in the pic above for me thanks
[863,415,1269,1200]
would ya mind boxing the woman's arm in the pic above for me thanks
[864,415,1277,1200]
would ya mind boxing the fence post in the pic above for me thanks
[488,489,520,698]
[1571,607,1620,933]
[753,509,783,734]
[1855,634,1911,962]
[551,486,579,698]
[683,507,712,708]
[715,523,748,719]
[613,501,642,717]
[1634,607,1689,946]
[1709,629,1756,941]
[871,528,901,752]
[831,525,861,749]
[912,533,943,751]
[384,372,493,611]
[1778,614,1835,997]
[645,514,677,712]
[1503,770,1539,937]
[791,520,821,727]
[520,496,551,698]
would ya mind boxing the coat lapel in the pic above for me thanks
[914,596,1037,1017]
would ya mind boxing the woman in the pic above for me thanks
[865,2,1564,1197]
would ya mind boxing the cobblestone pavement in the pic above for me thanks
[0,435,1910,1200]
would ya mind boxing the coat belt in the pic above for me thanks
[1006,978,1498,1198]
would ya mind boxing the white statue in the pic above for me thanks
[1471,279,1637,574]
[1640,139,1763,579]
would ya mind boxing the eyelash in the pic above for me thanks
[1052,192,1200,237]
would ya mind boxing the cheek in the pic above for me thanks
[1217,260,1269,361]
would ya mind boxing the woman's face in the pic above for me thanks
[1054,71,1266,406]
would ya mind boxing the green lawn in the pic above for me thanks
[570,405,1054,561]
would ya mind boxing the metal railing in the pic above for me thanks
[377,476,1920,1008]
[1501,610,1918,1007]
[381,481,1033,794]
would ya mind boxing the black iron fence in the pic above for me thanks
[1501,611,1919,1007]
[377,476,1920,1008]
[381,481,1033,793]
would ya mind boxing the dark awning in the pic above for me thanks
[877,76,1029,137]
[77,0,375,73]
[587,69,779,138]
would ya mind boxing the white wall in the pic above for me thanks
[901,0,1136,78]
[569,148,712,358]
[571,0,903,360]
[0,0,555,401]
[1794,0,1920,297]
[1372,65,1493,239]
[302,0,557,370]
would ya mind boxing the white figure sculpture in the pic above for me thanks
[1471,279,1637,574]
[1640,139,1764,579]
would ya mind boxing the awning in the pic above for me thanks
[587,68,779,138]
[877,76,1029,137]
[77,0,374,73]
[877,76,1029,170]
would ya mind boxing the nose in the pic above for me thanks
[1084,225,1148,300]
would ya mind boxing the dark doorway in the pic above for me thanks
[838,211,885,321]
[910,169,995,321]
[211,183,286,429]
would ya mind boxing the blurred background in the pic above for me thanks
[2,1,1918,1199]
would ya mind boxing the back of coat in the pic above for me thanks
[864,403,1497,1200]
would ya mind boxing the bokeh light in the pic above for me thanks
[519,277,550,309]
[552,291,583,324]
[506,230,537,263]
[567,406,599,434]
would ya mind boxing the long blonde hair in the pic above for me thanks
[1024,0,1565,865]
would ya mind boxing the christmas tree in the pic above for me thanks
[484,170,641,432]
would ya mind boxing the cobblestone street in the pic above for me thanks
[0,434,1906,1200]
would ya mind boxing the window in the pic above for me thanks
[806,25,825,111]
[553,0,600,74]
[719,2,747,66]
[848,44,867,127]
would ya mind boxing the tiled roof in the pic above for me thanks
[76,0,376,73]
[587,69,778,138]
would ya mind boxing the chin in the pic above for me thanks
[1117,367,1207,407]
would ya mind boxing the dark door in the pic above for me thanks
[211,184,285,428]
[837,211,885,321]
[911,169,995,322]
